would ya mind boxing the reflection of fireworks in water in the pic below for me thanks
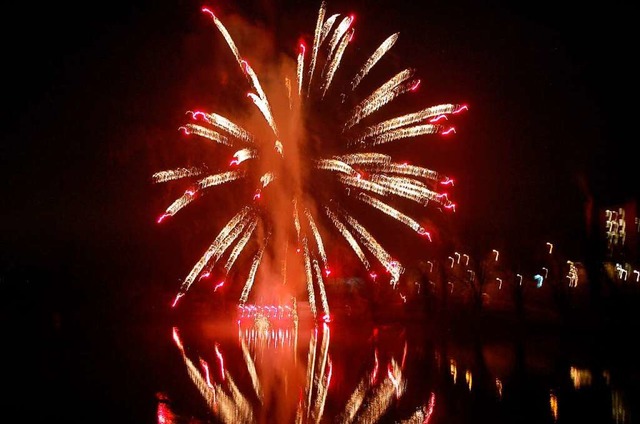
[154,1,467,317]
[170,325,434,423]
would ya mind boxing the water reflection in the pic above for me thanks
[157,307,634,424]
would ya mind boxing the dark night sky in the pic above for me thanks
[2,0,635,272]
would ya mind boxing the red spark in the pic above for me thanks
[429,114,448,123]
[172,327,183,351]
[171,293,183,308]
[214,343,225,381]
[201,7,215,19]
[442,127,456,135]
[200,359,214,388]
[453,104,469,113]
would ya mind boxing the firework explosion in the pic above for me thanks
[154,1,467,318]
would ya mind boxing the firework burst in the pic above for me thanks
[153,1,467,317]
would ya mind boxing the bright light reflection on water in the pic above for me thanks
[156,308,636,424]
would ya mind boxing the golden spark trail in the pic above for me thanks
[344,68,416,130]
[314,158,359,176]
[354,103,459,143]
[240,337,263,403]
[194,111,255,144]
[366,124,440,147]
[338,376,371,424]
[305,328,319,419]
[172,330,218,414]
[314,358,332,424]
[397,393,436,424]
[338,174,387,196]
[371,174,443,205]
[161,191,196,220]
[350,33,399,91]
[198,170,246,190]
[357,162,441,182]
[305,208,328,269]
[312,326,331,423]
[354,359,405,424]
[202,8,242,65]
[198,212,256,282]
[293,199,302,242]
[324,206,370,269]
[357,193,428,236]
[225,373,254,423]
[152,166,205,183]
[231,148,257,165]
[297,44,306,96]
[306,0,327,96]
[223,218,258,274]
[336,153,391,166]
[242,61,270,108]
[321,14,340,44]
[325,15,353,64]
[179,207,251,294]
[303,237,318,318]
[179,124,232,146]
[260,172,275,187]
[239,243,267,304]
[321,27,354,98]
[312,260,330,318]
[248,93,279,138]
[342,211,404,285]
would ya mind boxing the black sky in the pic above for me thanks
[1,0,636,276]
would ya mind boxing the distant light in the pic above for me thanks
[534,274,544,288]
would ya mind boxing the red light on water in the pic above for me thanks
[371,348,379,384]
